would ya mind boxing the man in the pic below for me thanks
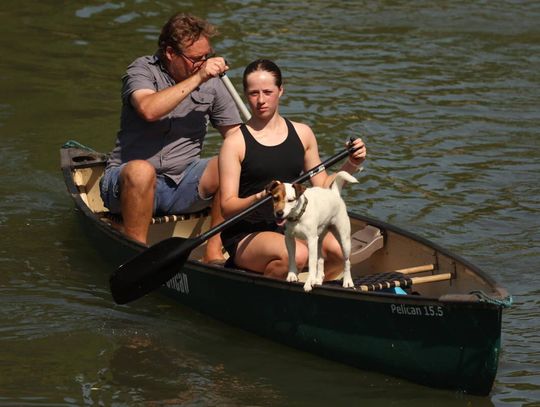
[100,13,242,263]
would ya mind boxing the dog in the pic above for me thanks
[266,171,359,292]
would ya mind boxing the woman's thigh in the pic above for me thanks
[322,231,344,259]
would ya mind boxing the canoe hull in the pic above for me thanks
[78,207,501,395]
[164,261,501,395]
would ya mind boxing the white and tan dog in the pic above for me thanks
[266,171,358,292]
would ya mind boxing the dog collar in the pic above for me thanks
[286,197,308,223]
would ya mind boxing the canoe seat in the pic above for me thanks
[349,225,384,263]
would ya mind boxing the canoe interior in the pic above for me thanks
[61,146,508,302]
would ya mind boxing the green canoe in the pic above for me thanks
[60,142,511,395]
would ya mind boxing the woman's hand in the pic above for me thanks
[342,138,367,175]
[347,138,367,166]
[254,189,267,201]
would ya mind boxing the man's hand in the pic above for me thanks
[197,57,229,82]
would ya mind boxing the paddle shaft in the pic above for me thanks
[220,74,251,121]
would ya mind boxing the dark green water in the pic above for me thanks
[1,1,538,405]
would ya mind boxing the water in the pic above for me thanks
[1,1,539,405]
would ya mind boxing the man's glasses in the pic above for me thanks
[179,52,215,67]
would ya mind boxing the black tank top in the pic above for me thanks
[221,118,305,260]
[238,118,305,222]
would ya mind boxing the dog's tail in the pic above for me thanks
[331,170,360,194]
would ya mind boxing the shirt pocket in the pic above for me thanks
[191,90,215,110]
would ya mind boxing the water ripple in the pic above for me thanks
[0,0,539,405]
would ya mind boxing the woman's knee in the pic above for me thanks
[323,236,344,261]
[294,242,309,268]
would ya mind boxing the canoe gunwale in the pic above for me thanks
[189,259,508,311]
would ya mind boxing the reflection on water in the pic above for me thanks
[0,0,538,405]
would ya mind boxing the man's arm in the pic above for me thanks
[216,123,241,138]
[130,75,203,122]
[130,57,229,122]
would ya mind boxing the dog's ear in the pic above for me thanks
[265,180,281,194]
[292,183,307,198]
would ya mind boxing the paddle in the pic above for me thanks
[110,143,358,304]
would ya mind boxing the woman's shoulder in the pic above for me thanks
[223,125,246,150]
[286,118,312,133]
[287,119,316,144]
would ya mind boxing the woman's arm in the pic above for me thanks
[218,131,266,219]
[294,121,366,187]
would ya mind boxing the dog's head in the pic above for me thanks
[265,180,306,226]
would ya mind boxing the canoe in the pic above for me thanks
[60,141,512,395]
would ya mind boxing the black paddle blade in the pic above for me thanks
[110,236,196,304]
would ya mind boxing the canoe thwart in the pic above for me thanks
[391,264,435,275]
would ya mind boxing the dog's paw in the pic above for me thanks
[342,277,355,289]
[303,281,313,292]
[315,275,324,285]
[286,272,298,282]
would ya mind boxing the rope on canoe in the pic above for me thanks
[469,290,513,308]
[62,140,96,151]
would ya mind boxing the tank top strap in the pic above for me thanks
[239,123,257,148]
[284,118,295,135]
[283,118,304,159]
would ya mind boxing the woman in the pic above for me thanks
[219,59,366,279]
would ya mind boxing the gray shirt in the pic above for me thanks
[106,54,242,184]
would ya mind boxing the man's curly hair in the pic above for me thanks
[158,13,218,54]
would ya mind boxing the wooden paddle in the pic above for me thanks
[109,143,357,304]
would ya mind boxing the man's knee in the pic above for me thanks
[122,160,156,190]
